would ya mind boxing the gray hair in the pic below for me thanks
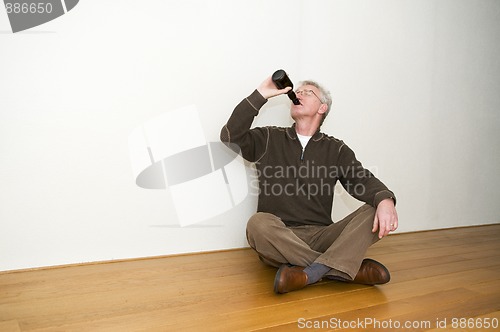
[298,80,332,125]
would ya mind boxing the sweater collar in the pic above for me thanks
[287,123,324,141]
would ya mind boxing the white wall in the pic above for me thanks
[1,0,499,272]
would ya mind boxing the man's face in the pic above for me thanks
[290,84,325,121]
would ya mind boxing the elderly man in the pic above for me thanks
[220,75,398,294]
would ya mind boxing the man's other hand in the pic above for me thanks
[372,198,398,239]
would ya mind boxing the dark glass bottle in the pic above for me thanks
[272,69,300,105]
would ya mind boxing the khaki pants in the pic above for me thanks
[246,204,380,280]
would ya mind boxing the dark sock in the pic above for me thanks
[303,263,331,284]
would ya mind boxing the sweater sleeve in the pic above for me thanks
[337,144,396,207]
[220,90,269,162]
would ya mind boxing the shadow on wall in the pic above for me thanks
[129,105,249,227]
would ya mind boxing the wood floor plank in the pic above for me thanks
[0,320,21,332]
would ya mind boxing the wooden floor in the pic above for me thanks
[1,224,499,331]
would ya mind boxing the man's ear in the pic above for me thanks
[318,104,327,115]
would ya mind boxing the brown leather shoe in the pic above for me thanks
[352,258,391,285]
[274,265,308,294]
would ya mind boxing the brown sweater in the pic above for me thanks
[221,90,396,227]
